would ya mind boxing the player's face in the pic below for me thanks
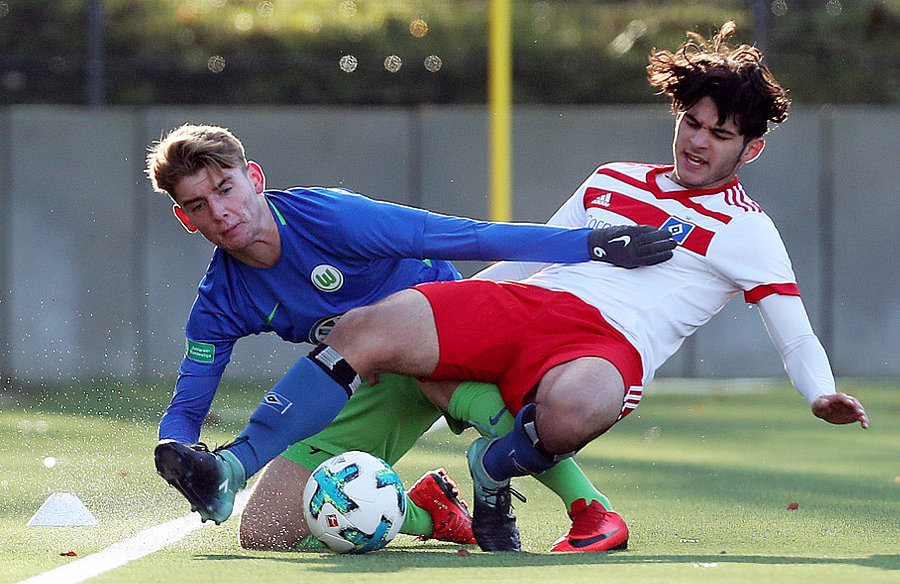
[172,162,268,253]
[670,96,764,190]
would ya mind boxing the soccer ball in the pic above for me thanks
[303,451,407,554]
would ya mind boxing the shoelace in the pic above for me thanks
[214,435,249,453]
[510,487,526,504]
[189,442,211,452]
[481,484,527,508]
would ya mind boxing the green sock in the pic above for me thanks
[447,381,614,512]
[536,458,613,512]
[446,381,512,438]
[399,494,433,536]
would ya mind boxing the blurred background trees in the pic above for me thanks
[0,0,897,106]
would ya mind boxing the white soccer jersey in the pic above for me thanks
[522,162,800,388]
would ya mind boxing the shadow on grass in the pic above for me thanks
[196,550,899,572]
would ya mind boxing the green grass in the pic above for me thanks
[1,379,897,583]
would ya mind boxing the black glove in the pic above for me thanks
[588,225,676,268]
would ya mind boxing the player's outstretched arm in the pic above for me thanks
[416,207,675,267]
[588,225,676,268]
[811,393,869,428]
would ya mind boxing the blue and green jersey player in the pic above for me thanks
[148,124,633,550]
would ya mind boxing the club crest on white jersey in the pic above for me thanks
[660,216,696,245]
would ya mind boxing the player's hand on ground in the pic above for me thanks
[588,224,677,268]
[812,393,869,428]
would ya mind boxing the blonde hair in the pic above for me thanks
[146,124,248,200]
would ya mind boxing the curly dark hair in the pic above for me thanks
[647,21,791,140]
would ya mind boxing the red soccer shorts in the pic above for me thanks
[413,279,644,418]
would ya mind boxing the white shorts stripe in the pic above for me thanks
[618,385,644,420]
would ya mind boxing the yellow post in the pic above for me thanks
[488,0,512,221]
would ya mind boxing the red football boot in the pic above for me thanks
[408,468,477,545]
[550,498,629,552]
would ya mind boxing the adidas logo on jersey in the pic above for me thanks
[590,191,613,207]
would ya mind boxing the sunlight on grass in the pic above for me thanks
[2,380,897,584]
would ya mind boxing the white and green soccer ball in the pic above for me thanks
[303,451,407,554]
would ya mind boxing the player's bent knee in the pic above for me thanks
[325,305,373,350]
[535,359,626,451]
[536,395,619,453]
[327,300,409,359]
[535,411,591,454]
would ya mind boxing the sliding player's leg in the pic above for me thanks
[445,381,627,551]
[239,373,475,550]
[155,348,354,525]
[157,288,439,527]
[468,357,632,551]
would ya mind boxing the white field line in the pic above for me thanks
[17,419,450,584]
[17,378,775,584]
[16,492,250,584]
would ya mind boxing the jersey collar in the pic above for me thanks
[647,165,739,200]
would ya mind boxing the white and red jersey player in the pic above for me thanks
[479,162,836,413]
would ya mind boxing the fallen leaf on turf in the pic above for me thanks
[787,502,799,510]
[60,551,77,557]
